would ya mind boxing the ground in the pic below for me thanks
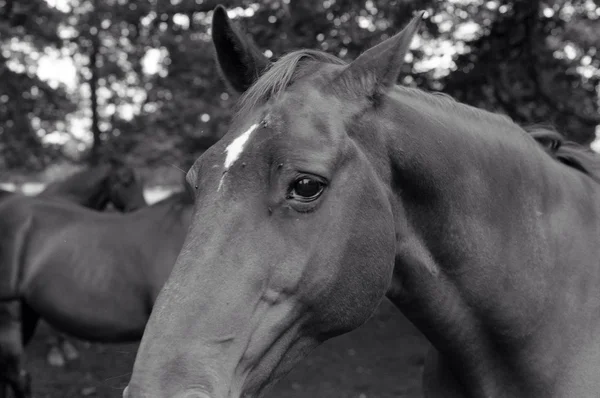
[26,299,430,398]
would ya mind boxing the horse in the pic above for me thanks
[0,163,147,396]
[124,6,600,398]
[0,184,193,398]
[38,163,149,367]
[39,163,147,212]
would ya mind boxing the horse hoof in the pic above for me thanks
[47,346,66,367]
[61,340,79,360]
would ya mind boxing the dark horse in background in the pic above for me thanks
[126,6,600,398]
[0,163,147,397]
[38,162,147,212]
[38,163,148,367]
[0,174,193,397]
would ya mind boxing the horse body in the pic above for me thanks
[39,163,147,212]
[37,164,147,366]
[1,193,191,343]
[0,163,146,303]
[126,7,600,398]
[0,164,149,397]
[381,88,600,397]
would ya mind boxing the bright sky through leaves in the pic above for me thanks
[1,0,598,169]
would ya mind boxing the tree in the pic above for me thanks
[439,0,600,144]
[1,0,598,175]
[111,0,600,171]
[0,0,76,171]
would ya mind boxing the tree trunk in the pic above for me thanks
[89,2,101,165]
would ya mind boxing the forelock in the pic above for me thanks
[236,49,346,118]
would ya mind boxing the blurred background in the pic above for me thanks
[0,0,599,191]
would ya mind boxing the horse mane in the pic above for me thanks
[237,47,600,184]
[237,49,346,117]
[524,126,600,183]
[396,86,600,184]
[401,87,516,126]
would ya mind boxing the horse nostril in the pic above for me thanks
[176,391,211,398]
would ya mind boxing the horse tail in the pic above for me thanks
[0,199,33,302]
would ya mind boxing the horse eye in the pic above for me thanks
[288,177,325,202]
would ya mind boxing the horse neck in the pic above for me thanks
[126,193,192,299]
[130,193,192,231]
[376,90,600,395]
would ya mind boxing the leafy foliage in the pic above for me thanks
[0,0,598,176]
[0,0,76,170]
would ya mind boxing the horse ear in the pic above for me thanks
[212,5,272,93]
[337,11,425,98]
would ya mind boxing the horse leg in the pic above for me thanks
[7,302,37,398]
[0,301,30,398]
[47,331,78,366]
[59,334,79,361]
[5,370,31,398]
[45,330,66,367]
[20,302,39,347]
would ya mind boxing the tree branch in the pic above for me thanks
[89,0,101,164]
[491,69,530,122]
[149,0,238,34]
[154,0,238,16]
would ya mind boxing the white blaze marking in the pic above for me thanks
[218,123,258,191]
[217,175,225,191]
[224,123,258,169]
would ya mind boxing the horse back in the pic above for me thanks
[0,196,97,295]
